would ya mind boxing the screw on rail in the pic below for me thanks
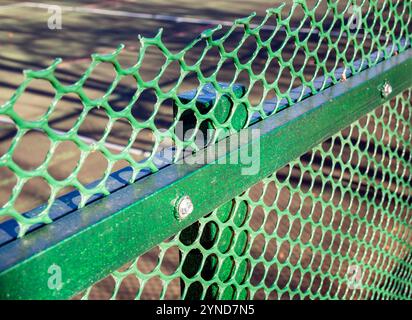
[380,81,393,98]
[176,196,194,220]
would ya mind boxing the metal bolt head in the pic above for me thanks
[381,81,392,98]
[176,196,194,220]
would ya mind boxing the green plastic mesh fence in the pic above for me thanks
[0,1,411,236]
[78,88,411,300]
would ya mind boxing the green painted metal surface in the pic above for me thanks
[0,49,411,299]
[0,0,411,236]
[0,0,411,300]
[81,85,412,300]
[81,86,412,301]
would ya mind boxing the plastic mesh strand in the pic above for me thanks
[76,88,412,300]
[0,1,411,236]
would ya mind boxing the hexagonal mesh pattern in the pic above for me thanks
[0,1,411,236]
[77,88,412,300]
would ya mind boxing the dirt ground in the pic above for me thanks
[0,0,292,216]
[0,0,409,300]
[0,0,371,216]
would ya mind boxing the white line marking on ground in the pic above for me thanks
[2,1,351,36]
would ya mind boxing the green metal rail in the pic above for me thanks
[0,49,411,299]
[0,1,411,300]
